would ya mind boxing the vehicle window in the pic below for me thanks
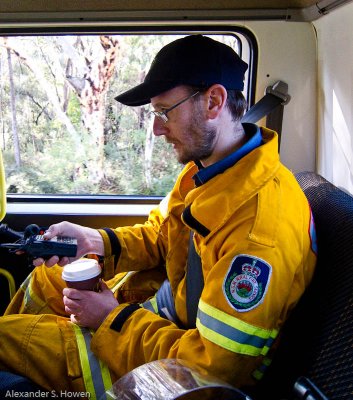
[0,31,256,196]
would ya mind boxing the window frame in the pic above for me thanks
[2,25,258,210]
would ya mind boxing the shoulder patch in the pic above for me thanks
[223,254,272,312]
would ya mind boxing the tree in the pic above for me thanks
[1,35,120,185]
[61,35,120,183]
[6,47,21,167]
[0,34,185,195]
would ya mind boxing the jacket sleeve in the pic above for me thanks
[98,162,195,281]
[90,239,282,389]
[90,268,268,389]
[98,197,170,280]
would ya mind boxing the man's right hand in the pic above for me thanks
[32,221,105,267]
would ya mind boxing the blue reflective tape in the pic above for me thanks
[252,358,272,381]
[142,299,156,313]
[309,210,318,255]
[156,280,178,323]
[198,308,275,350]
[257,362,269,373]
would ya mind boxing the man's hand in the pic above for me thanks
[32,221,105,267]
[63,281,119,330]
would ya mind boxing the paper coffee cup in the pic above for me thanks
[62,259,102,291]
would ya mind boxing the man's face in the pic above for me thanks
[151,86,217,164]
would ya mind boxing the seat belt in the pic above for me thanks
[242,80,290,150]
[183,84,290,326]
[186,231,204,328]
[151,231,204,329]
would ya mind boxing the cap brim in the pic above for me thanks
[115,80,178,106]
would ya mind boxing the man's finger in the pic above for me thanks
[63,287,83,300]
[32,258,45,267]
[44,255,60,267]
[99,280,109,291]
[57,256,70,267]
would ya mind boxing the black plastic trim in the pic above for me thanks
[6,194,162,205]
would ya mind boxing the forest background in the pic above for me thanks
[0,34,237,196]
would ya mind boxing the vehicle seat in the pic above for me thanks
[249,171,353,399]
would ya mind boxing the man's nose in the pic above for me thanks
[153,117,168,136]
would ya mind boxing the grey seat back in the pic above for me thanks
[249,172,353,399]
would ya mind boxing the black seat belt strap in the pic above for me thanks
[147,231,204,329]
[242,80,290,150]
[186,231,204,328]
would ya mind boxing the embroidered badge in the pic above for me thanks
[223,255,272,312]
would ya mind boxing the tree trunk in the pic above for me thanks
[144,117,154,190]
[6,48,21,167]
[1,37,85,158]
[66,35,120,184]
[2,36,120,187]
[0,54,5,149]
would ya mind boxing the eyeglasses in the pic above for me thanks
[151,91,200,123]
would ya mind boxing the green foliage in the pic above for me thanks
[67,95,82,127]
[0,34,236,197]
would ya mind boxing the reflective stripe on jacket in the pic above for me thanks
[72,324,112,400]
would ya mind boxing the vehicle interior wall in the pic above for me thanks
[313,1,353,195]
[244,20,317,173]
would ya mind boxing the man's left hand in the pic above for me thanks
[63,281,119,330]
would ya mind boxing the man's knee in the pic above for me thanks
[0,313,84,392]
[6,265,67,316]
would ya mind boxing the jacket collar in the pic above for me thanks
[193,123,262,187]
[181,127,280,237]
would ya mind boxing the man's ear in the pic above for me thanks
[205,84,227,120]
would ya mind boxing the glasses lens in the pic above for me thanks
[151,111,168,123]
[151,91,199,124]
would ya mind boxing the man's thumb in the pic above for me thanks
[99,280,109,291]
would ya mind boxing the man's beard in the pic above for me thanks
[176,109,217,165]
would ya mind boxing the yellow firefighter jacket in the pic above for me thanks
[92,125,317,388]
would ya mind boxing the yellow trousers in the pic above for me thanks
[0,265,86,393]
[0,313,85,393]
[0,264,165,396]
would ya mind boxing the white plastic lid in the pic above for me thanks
[62,259,101,282]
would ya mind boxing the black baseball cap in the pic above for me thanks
[115,34,248,106]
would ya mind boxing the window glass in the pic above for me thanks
[0,32,255,196]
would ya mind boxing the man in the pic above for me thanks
[0,35,317,398]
